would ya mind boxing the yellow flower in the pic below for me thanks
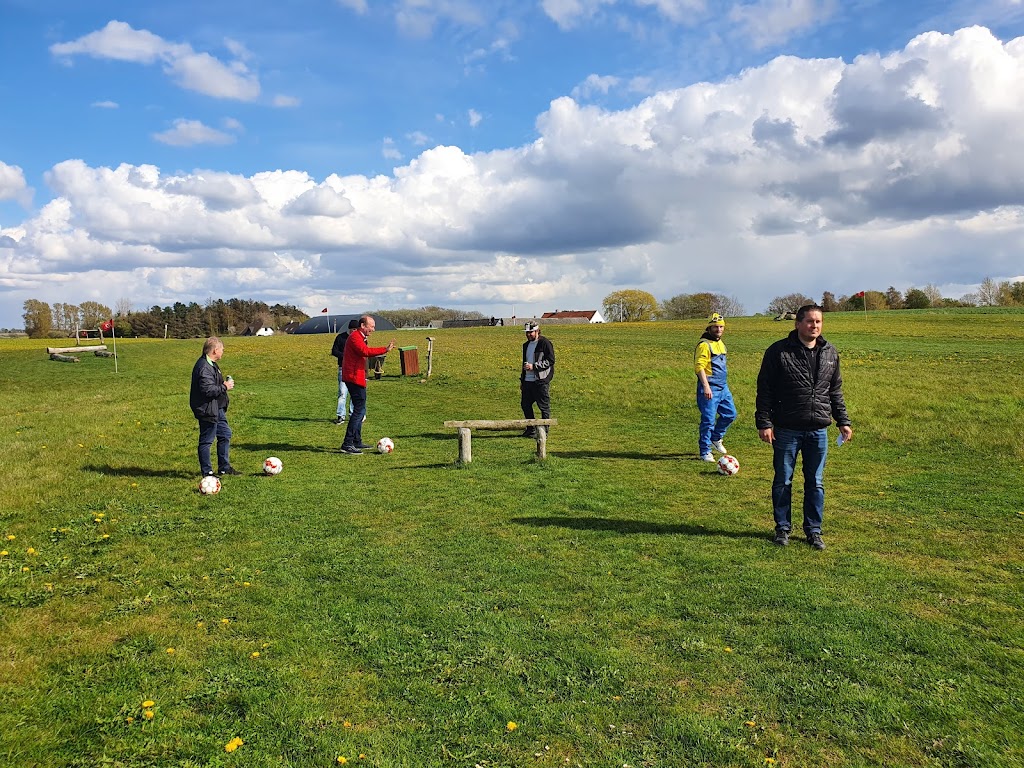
[126,716,134,724]
[143,709,154,720]
[337,757,348,765]
[166,648,175,655]
[343,720,352,728]
[765,759,776,765]
[142,700,155,708]
[26,547,37,555]
[220,618,230,625]
[94,518,103,523]
[196,621,204,628]
[78,443,85,447]
[251,652,260,659]
[131,483,138,488]
[724,647,733,653]
[243,581,251,587]
[21,566,30,572]
[0,551,7,557]
[745,720,757,727]
[102,534,110,540]
[359,755,366,760]
[225,737,244,752]
[5,534,15,541]
[506,721,518,731]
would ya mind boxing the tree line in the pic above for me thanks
[602,277,1024,322]
[21,298,309,339]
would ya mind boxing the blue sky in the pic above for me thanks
[2,0,1024,328]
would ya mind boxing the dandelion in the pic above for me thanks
[337,757,348,765]
[744,720,756,727]
[724,647,733,653]
[5,534,15,541]
[225,737,244,752]
[94,518,103,523]
[251,652,260,659]
[506,721,518,732]
[26,547,37,555]
[765,759,776,765]
[21,566,30,572]
[166,648,175,655]
[359,755,366,760]
[220,618,230,625]
[102,534,110,540]
[0,551,8,557]
[196,621,205,628]
[78,443,85,448]
[131,483,138,488]
[343,720,352,728]
[126,716,134,724]
[243,581,251,587]
[142,700,155,708]
[143,709,154,720]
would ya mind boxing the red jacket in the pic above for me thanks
[342,329,388,387]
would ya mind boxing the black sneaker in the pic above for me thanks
[807,532,826,551]
[773,529,790,547]
[355,443,372,450]
[332,416,345,425]
[521,429,536,438]
[219,467,243,476]
[341,445,362,454]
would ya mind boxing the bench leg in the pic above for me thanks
[458,427,472,464]
[535,426,547,460]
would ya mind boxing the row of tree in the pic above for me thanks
[22,298,309,339]
[602,277,1024,322]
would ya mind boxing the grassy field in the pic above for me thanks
[1,309,1022,768]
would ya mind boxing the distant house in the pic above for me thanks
[541,310,606,324]
[240,323,275,336]
[281,321,303,334]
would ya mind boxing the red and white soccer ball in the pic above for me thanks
[199,474,222,495]
[376,437,395,454]
[717,454,740,476]
[263,456,283,475]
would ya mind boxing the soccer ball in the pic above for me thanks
[717,454,740,476]
[263,456,283,475]
[376,437,394,454]
[199,474,222,495]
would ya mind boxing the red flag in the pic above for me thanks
[321,307,328,314]
[100,319,114,332]
[855,291,865,298]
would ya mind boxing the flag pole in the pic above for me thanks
[111,319,118,373]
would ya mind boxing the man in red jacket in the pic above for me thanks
[341,315,395,454]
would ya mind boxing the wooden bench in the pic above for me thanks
[443,419,557,464]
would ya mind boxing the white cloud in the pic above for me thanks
[0,162,32,206]
[542,0,704,30]
[91,100,119,109]
[408,131,430,145]
[394,0,484,38]
[51,20,261,102]
[729,0,838,49]
[468,108,483,127]
[8,26,1024,317]
[153,119,237,146]
[382,137,403,160]
[272,94,301,108]
[572,74,622,100]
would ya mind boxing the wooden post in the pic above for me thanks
[458,427,472,464]
[425,336,435,378]
[535,426,547,460]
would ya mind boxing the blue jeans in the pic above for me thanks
[198,408,232,475]
[696,385,736,455]
[342,384,366,448]
[337,369,350,419]
[771,427,827,535]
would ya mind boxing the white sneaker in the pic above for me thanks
[701,452,716,462]
[711,439,727,454]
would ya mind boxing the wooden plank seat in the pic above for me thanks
[442,419,558,464]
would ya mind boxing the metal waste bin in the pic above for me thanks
[399,346,419,376]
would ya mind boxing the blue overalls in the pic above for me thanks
[697,340,737,456]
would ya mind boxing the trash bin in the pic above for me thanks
[399,346,419,376]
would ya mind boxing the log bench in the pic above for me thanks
[443,419,557,464]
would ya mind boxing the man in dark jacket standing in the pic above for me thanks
[755,305,852,550]
[189,337,239,477]
[520,321,555,437]
[330,318,360,424]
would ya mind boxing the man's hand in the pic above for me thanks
[386,340,396,352]
[758,427,774,444]
[839,425,853,443]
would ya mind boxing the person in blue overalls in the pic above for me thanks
[694,313,737,462]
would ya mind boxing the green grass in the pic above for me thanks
[2,310,1023,768]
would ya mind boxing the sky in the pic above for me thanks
[2,0,1024,328]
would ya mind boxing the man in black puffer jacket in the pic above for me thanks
[756,304,853,550]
